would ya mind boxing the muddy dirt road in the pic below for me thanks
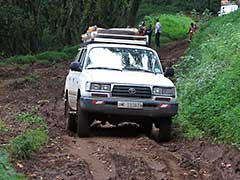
[1,40,240,180]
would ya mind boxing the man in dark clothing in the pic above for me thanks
[146,24,153,47]
[155,19,162,48]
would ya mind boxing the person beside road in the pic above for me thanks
[155,19,162,48]
[188,23,197,41]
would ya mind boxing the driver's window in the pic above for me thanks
[74,49,83,62]
[79,49,87,69]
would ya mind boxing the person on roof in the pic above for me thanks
[138,21,146,36]
[87,25,97,33]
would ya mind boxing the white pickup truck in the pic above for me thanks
[64,29,178,141]
[218,4,238,16]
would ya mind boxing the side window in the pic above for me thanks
[79,49,87,69]
[74,49,83,62]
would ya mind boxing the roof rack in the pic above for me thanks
[81,28,149,46]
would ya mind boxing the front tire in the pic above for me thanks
[76,99,91,137]
[155,118,172,142]
[65,93,77,132]
[140,121,152,137]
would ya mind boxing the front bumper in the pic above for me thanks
[80,97,178,118]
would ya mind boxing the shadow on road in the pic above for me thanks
[90,123,142,137]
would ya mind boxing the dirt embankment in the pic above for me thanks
[0,41,240,180]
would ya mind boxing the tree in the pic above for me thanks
[0,0,141,57]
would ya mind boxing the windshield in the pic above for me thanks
[85,47,162,74]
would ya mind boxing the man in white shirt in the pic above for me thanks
[155,19,162,48]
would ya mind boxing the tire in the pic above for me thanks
[67,113,77,133]
[76,99,91,137]
[156,118,172,142]
[140,121,152,137]
[65,94,77,132]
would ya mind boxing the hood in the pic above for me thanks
[83,69,174,87]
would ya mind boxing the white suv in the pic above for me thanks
[64,30,178,141]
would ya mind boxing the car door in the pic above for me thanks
[68,49,83,108]
[69,48,87,110]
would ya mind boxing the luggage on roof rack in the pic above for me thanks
[81,27,148,46]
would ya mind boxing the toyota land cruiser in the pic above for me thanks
[64,29,178,141]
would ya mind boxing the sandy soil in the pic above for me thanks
[0,42,240,180]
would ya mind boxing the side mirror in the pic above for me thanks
[70,62,81,71]
[164,67,174,77]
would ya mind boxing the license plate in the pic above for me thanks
[117,101,143,109]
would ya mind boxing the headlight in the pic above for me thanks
[89,83,111,92]
[153,87,175,97]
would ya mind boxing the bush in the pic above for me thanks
[175,10,240,147]
[35,51,68,62]
[6,55,36,64]
[0,149,26,180]
[144,14,193,45]
[10,128,48,159]
[62,45,80,59]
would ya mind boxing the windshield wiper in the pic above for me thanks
[87,67,122,71]
[123,67,154,73]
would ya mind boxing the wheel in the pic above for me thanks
[156,118,172,142]
[76,99,90,137]
[65,93,77,132]
[67,113,77,133]
[140,121,152,137]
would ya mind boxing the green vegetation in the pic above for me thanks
[10,113,48,159]
[0,43,83,66]
[10,128,48,159]
[0,0,140,57]
[0,55,37,66]
[0,119,9,132]
[35,51,68,63]
[0,51,69,67]
[175,10,240,147]
[16,113,47,130]
[137,1,180,23]
[0,113,48,177]
[137,0,220,22]
[62,45,80,58]
[0,150,26,180]
[22,73,40,83]
[144,14,193,44]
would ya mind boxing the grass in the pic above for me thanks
[0,119,9,132]
[0,113,48,178]
[144,14,193,45]
[10,128,48,159]
[0,149,26,180]
[175,10,240,147]
[0,46,80,66]
[136,2,181,24]
[11,113,48,159]
[35,51,68,63]
[15,112,47,130]
[6,55,36,64]
[22,73,40,83]
[62,45,80,58]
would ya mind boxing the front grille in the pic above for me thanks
[112,85,152,99]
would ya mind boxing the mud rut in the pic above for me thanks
[1,40,240,180]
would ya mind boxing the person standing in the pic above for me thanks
[188,23,195,41]
[146,24,153,47]
[155,19,162,48]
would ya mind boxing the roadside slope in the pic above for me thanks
[176,11,240,147]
